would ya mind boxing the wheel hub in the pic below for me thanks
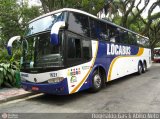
[94,74,101,88]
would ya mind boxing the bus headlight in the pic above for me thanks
[48,77,64,84]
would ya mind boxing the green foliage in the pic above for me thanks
[0,0,41,40]
[0,48,11,63]
[112,16,122,25]
[40,0,105,15]
[81,0,105,15]
[0,62,20,88]
[0,0,21,40]
[0,0,41,66]
[156,42,160,47]
[100,0,160,48]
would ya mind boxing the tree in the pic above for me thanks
[102,0,150,28]
[39,0,105,15]
[39,0,82,13]
[0,0,41,62]
[140,1,160,49]
[102,0,160,49]
[146,17,160,50]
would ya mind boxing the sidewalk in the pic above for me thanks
[0,88,33,104]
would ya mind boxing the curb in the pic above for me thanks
[0,92,35,104]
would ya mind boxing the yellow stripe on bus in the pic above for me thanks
[70,41,99,94]
[136,47,144,56]
[107,47,144,81]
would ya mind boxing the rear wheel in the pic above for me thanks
[137,62,143,75]
[142,61,147,73]
[90,70,103,92]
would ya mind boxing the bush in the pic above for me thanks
[0,62,20,88]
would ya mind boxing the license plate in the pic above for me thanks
[32,86,39,91]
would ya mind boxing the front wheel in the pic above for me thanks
[90,70,103,92]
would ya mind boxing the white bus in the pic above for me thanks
[153,47,160,63]
[7,8,152,95]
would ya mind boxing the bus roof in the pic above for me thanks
[154,47,160,50]
[30,8,148,39]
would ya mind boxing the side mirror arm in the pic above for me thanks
[7,36,21,55]
[50,21,65,45]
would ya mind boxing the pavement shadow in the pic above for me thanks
[27,90,92,106]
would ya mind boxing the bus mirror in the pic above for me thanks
[7,36,21,55]
[50,21,66,45]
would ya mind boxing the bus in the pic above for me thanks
[7,8,152,95]
[153,47,160,63]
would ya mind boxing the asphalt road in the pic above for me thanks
[0,63,160,119]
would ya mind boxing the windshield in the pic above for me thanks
[154,54,160,57]
[21,32,64,69]
[27,12,66,36]
[154,50,160,57]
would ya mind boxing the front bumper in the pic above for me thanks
[21,78,69,95]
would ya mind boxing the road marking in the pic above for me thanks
[0,93,43,107]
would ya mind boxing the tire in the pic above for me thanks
[90,70,103,92]
[137,62,143,75]
[142,62,147,73]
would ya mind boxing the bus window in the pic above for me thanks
[118,30,129,44]
[68,12,90,37]
[144,38,150,48]
[90,18,98,39]
[128,33,137,45]
[90,18,108,40]
[99,21,108,40]
[68,37,81,59]
[82,39,91,60]
[137,35,148,47]
[137,36,150,48]
[107,25,118,43]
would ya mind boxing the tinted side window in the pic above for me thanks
[116,30,137,45]
[90,18,108,40]
[82,40,91,60]
[66,32,92,67]
[107,25,117,43]
[99,21,108,40]
[68,12,89,37]
[144,38,150,48]
[90,18,98,38]
[119,30,129,44]
[128,33,137,45]
[137,35,150,47]
[68,38,81,58]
